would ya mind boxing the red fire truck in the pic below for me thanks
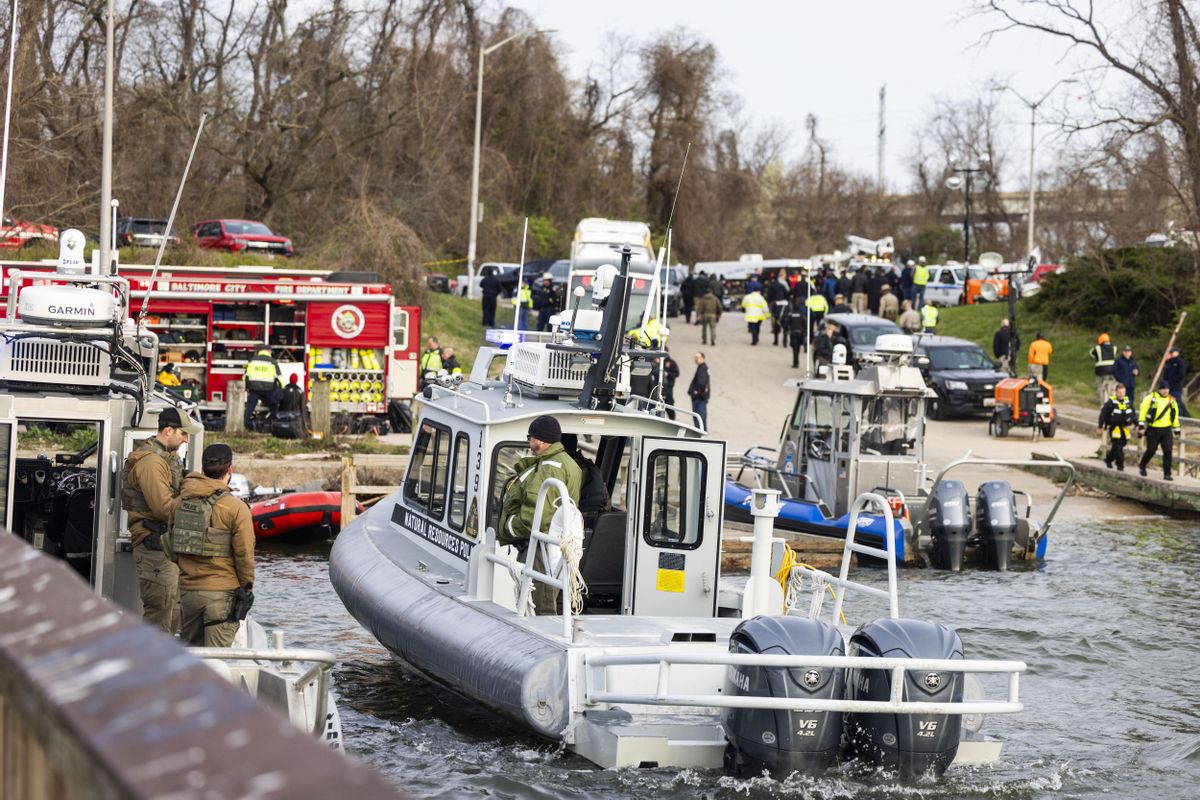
[0,261,421,429]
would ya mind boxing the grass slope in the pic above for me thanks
[419,291,515,369]
[938,300,1168,407]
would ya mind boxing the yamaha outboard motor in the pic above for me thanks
[723,616,846,777]
[844,619,964,778]
[975,481,1017,571]
[926,480,970,571]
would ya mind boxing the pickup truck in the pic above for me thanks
[455,262,520,297]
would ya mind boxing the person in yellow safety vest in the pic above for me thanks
[441,346,462,376]
[243,348,283,430]
[627,316,665,349]
[157,362,182,387]
[1098,383,1135,471]
[513,280,534,330]
[418,336,443,388]
[742,287,770,345]
[920,299,939,332]
[912,256,930,310]
[1089,332,1117,403]
[1137,380,1181,480]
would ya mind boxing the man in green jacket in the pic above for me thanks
[499,415,582,614]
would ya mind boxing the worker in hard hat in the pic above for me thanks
[1089,332,1117,404]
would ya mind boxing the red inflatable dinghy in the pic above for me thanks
[250,491,363,539]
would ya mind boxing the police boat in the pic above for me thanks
[331,249,1029,777]
[725,336,1075,570]
[1,236,342,747]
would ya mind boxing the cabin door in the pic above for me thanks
[628,437,725,617]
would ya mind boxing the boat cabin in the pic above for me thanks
[773,336,934,517]
[0,241,195,608]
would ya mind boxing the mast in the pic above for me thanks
[577,247,632,411]
[98,0,115,275]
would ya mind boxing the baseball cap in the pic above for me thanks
[202,443,233,469]
[158,407,203,435]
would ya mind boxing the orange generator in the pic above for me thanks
[989,376,1056,438]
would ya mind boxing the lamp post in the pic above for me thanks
[465,28,548,299]
[945,157,989,263]
[994,79,1076,259]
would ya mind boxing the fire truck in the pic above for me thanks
[0,260,421,429]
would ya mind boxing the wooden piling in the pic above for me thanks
[225,381,245,433]
[311,380,332,440]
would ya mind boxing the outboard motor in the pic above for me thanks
[723,616,846,777]
[844,619,965,778]
[926,480,970,571]
[975,481,1018,571]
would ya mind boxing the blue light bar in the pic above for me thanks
[485,328,525,347]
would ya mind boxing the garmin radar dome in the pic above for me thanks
[17,229,117,327]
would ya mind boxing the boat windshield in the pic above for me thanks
[859,396,920,456]
[926,345,993,370]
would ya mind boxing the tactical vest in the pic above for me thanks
[167,489,233,559]
[121,439,183,514]
[1091,342,1115,369]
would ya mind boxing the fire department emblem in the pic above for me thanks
[332,304,365,339]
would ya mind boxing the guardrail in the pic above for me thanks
[584,650,1025,715]
[0,532,402,799]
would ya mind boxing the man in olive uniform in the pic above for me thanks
[123,407,202,633]
[171,444,256,647]
[498,416,582,615]
[695,287,722,346]
[243,347,283,429]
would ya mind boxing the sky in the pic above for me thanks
[508,0,1087,192]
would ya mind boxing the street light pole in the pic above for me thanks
[946,159,988,263]
[466,28,545,300]
[995,79,1076,259]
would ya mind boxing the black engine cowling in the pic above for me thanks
[975,481,1017,571]
[843,618,964,778]
[722,616,846,777]
[927,480,971,571]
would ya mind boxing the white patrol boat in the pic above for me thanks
[331,250,1030,779]
[1,234,341,747]
[726,337,1076,571]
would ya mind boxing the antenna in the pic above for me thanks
[877,84,886,196]
[137,111,209,328]
[511,216,529,337]
[665,142,691,233]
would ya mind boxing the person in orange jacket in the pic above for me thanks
[1028,332,1052,381]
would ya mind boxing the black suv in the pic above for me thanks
[913,335,1008,419]
[823,313,904,364]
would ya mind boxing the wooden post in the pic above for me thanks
[311,380,331,440]
[340,456,356,526]
[1148,310,1188,397]
[225,381,245,433]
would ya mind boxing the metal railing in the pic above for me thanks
[189,646,335,738]
[482,477,579,640]
[584,650,1025,715]
[622,392,705,430]
[926,451,1076,539]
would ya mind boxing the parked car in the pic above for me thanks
[191,219,293,257]
[424,273,451,293]
[823,313,904,364]
[116,217,180,249]
[913,335,1008,419]
[1,215,58,250]
[924,265,966,307]
[663,265,687,317]
[456,262,520,297]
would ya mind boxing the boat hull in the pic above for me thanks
[724,480,906,559]
[329,502,570,738]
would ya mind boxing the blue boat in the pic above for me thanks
[724,479,907,561]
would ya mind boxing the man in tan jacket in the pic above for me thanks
[122,406,202,633]
[170,443,255,647]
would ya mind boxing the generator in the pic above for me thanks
[989,376,1055,438]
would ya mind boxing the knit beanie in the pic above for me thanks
[527,415,562,444]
